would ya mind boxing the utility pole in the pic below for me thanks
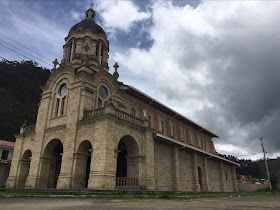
[260,137,272,190]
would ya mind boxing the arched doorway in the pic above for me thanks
[116,135,139,187]
[72,140,92,188]
[38,139,63,188]
[17,150,32,188]
[198,167,203,191]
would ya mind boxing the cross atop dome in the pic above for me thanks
[85,2,96,21]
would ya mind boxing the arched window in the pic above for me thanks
[95,42,99,56]
[97,86,108,108]
[131,108,135,116]
[172,126,175,137]
[68,40,75,63]
[100,44,103,65]
[56,84,67,116]
[200,138,203,149]
[161,121,164,133]
[148,115,151,127]
[204,140,207,150]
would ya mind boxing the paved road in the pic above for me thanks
[0,196,280,209]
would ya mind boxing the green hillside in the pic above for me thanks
[0,60,50,141]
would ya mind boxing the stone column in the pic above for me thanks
[102,47,108,67]
[71,152,90,188]
[88,116,116,190]
[231,166,238,192]
[24,156,39,189]
[75,40,82,54]
[140,128,155,190]
[36,156,52,188]
[218,161,225,192]
[202,156,210,191]
[191,152,200,191]
[171,147,180,191]
[98,42,102,64]
[16,158,31,188]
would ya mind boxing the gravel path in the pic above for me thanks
[0,196,280,209]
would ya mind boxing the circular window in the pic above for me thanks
[99,86,107,99]
[60,84,67,97]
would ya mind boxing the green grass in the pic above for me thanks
[0,189,279,200]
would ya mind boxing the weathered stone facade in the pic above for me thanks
[6,6,238,191]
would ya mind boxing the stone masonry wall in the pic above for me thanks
[154,141,173,191]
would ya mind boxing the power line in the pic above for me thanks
[0,43,51,69]
[0,38,53,67]
[0,33,53,62]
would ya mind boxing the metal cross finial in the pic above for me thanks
[90,2,93,9]
[113,62,119,72]
[53,58,59,70]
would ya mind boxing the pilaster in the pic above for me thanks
[171,147,180,191]
[140,127,155,190]
[202,156,210,191]
[218,161,225,192]
[231,166,238,191]
[191,152,200,191]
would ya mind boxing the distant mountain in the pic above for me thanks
[0,60,50,141]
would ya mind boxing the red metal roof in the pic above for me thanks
[122,85,218,138]
[0,140,15,148]
[0,159,12,163]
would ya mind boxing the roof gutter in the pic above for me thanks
[155,132,240,167]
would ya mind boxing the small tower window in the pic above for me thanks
[172,126,175,137]
[56,84,67,116]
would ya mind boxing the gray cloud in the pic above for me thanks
[114,1,280,158]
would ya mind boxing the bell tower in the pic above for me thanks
[86,2,95,21]
[61,2,109,72]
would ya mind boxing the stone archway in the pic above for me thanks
[37,139,63,188]
[72,140,92,188]
[16,150,32,188]
[116,135,139,187]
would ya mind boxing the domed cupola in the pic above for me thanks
[61,3,109,72]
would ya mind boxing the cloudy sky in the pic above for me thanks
[1,0,280,160]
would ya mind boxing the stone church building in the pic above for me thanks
[6,6,238,192]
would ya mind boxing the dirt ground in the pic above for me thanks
[0,196,279,209]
